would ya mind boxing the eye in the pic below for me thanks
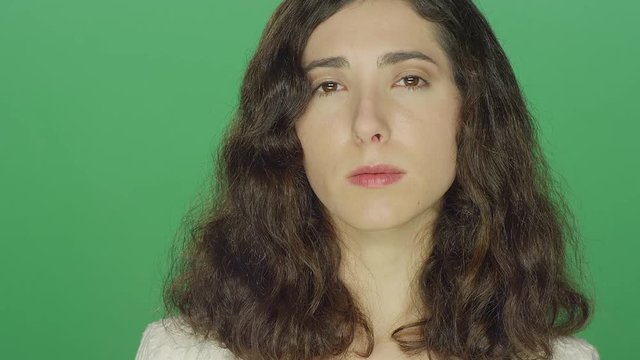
[394,75,428,91]
[313,81,344,98]
[312,75,429,98]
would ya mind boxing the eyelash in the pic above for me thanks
[313,75,429,98]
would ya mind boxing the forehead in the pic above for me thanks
[302,0,446,66]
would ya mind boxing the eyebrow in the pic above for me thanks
[303,50,438,73]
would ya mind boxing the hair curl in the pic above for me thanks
[162,0,594,359]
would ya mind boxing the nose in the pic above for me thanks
[351,92,390,145]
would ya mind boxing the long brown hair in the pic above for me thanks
[162,0,594,359]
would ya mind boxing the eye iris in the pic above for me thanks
[322,82,337,92]
[404,76,419,86]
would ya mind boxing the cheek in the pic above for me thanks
[421,120,457,174]
[296,122,339,193]
[416,95,459,164]
[400,104,459,201]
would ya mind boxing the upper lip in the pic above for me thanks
[347,163,406,177]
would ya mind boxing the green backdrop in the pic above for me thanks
[1,0,637,359]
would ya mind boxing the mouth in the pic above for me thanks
[347,164,406,188]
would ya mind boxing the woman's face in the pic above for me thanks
[295,0,461,232]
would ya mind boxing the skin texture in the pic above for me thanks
[294,0,461,356]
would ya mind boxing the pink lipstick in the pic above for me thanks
[347,164,406,188]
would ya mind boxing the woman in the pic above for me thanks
[136,0,599,359]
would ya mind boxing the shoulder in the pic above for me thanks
[135,318,237,360]
[134,321,599,360]
[551,336,600,360]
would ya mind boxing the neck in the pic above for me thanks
[335,209,437,342]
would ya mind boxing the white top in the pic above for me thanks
[135,319,600,360]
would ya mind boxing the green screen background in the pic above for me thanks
[1,0,637,358]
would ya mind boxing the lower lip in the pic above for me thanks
[348,173,405,188]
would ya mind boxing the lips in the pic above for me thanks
[347,164,406,188]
